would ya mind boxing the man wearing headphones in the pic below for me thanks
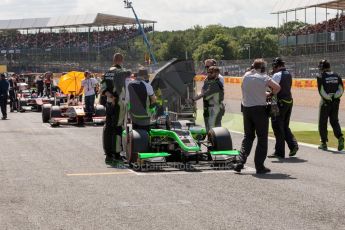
[270,58,299,158]
[317,60,344,151]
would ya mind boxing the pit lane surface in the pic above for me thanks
[1,110,345,229]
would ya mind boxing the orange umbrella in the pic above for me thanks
[58,71,85,95]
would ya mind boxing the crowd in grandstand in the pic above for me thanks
[0,26,153,50]
[291,14,345,36]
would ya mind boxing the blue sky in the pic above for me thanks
[0,0,339,31]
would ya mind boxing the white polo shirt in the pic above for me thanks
[81,78,98,96]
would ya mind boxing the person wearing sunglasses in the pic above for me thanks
[192,66,225,132]
[204,59,224,87]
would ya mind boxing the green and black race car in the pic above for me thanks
[124,120,239,171]
[122,59,239,171]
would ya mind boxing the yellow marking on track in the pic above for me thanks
[66,171,134,177]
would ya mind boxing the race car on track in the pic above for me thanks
[120,59,239,171]
[42,101,106,127]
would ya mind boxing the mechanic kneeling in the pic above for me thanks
[127,68,156,131]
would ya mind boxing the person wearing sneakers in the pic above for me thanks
[317,60,344,151]
[269,58,299,158]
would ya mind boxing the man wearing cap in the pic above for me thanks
[270,58,299,158]
[78,71,98,121]
[126,68,156,131]
[101,53,131,164]
[0,74,9,120]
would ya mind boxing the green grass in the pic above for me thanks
[269,131,343,149]
[196,110,344,149]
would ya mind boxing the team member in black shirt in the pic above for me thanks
[270,58,299,158]
[317,60,344,151]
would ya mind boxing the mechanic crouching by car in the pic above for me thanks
[0,73,9,120]
[317,60,344,151]
[234,59,281,174]
[78,71,98,121]
[126,68,156,131]
[101,53,131,164]
[192,66,225,132]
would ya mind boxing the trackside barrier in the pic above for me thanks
[194,75,345,89]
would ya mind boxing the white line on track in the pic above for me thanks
[230,130,343,152]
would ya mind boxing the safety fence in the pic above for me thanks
[195,75,345,89]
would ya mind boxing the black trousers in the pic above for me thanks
[9,90,16,111]
[240,106,269,170]
[271,100,298,156]
[319,99,343,143]
[0,95,8,118]
[37,88,44,97]
[103,103,123,158]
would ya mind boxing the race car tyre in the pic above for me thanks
[50,106,62,127]
[127,129,150,165]
[42,104,52,123]
[18,100,27,113]
[94,105,106,117]
[208,127,233,151]
[50,106,62,118]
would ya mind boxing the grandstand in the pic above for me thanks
[272,0,345,56]
[0,13,156,72]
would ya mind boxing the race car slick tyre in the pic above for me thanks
[50,106,62,118]
[208,127,233,151]
[126,129,149,165]
[42,104,52,123]
[50,106,62,127]
[19,100,26,113]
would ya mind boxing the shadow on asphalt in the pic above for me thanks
[323,149,345,154]
[271,157,308,164]
[252,173,297,180]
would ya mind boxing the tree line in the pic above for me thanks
[130,22,306,62]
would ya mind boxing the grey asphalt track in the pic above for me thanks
[1,108,345,230]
